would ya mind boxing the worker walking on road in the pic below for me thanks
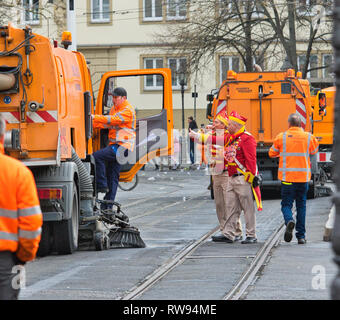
[92,87,136,204]
[0,114,42,300]
[269,113,319,244]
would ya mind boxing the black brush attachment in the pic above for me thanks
[94,199,146,249]
[109,227,146,248]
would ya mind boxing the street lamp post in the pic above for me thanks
[179,74,186,132]
[179,72,187,167]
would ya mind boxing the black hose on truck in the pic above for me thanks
[71,147,94,217]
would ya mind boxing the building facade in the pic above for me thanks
[0,0,335,129]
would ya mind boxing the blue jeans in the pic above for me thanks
[93,144,122,202]
[281,182,309,239]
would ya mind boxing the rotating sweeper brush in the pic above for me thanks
[81,200,146,250]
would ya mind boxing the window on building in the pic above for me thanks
[144,0,163,21]
[219,0,264,17]
[252,1,265,18]
[219,0,238,15]
[298,54,318,78]
[298,0,333,16]
[23,0,39,24]
[144,58,164,90]
[322,54,333,78]
[166,0,187,20]
[220,56,240,83]
[91,0,110,23]
[168,58,187,89]
[297,0,317,14]
[325,0,334,15]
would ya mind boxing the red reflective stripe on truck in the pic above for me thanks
[1,111,57,123]
[296,98,307,130]
[38,188,62,199]
[319,153,326,162]
[26,111,58,123]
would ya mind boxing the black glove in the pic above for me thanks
[252,175,262,188]
[13,255,26,266]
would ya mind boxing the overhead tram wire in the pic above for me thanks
[75,0,280,20]
[67,0,324,25]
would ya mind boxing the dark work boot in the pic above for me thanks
[241,237,257,244]
[284,220,295,243]
[297,238,306,244]
[211,234,234,243]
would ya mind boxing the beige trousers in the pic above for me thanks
[223,175,256,239]
[213,172,242,239]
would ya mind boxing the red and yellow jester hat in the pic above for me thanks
[216,110,229,127]
[228,110,247,126]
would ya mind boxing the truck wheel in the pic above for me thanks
[54,184,79,254]
[37,222,52,257]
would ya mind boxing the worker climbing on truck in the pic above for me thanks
[91,87,136,207]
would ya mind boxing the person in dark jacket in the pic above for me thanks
[188,116,198,165]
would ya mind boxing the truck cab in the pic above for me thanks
[206,69,319,196]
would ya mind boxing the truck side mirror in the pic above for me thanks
[318,92,327,116]
[84,91,93,140]
[206,102,213,119]
[206,94,214,102]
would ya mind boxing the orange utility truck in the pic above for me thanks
[311,86,335,178]
[0,23,173,255]
[207,69,321,197]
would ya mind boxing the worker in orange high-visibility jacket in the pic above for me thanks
[269,113,319,245]
[92,87,136,205]
[0,114,42,300]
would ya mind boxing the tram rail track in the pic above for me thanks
[118,221,285,300]
[223,222,285,300]
[119,226,219,300]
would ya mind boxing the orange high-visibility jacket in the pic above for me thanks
[93,100,136,151]
[269,127,319,182]
[0,143,42,262]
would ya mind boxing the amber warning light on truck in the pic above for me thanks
[61,31,72,49]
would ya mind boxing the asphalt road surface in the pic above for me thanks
[18,168,333,300]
